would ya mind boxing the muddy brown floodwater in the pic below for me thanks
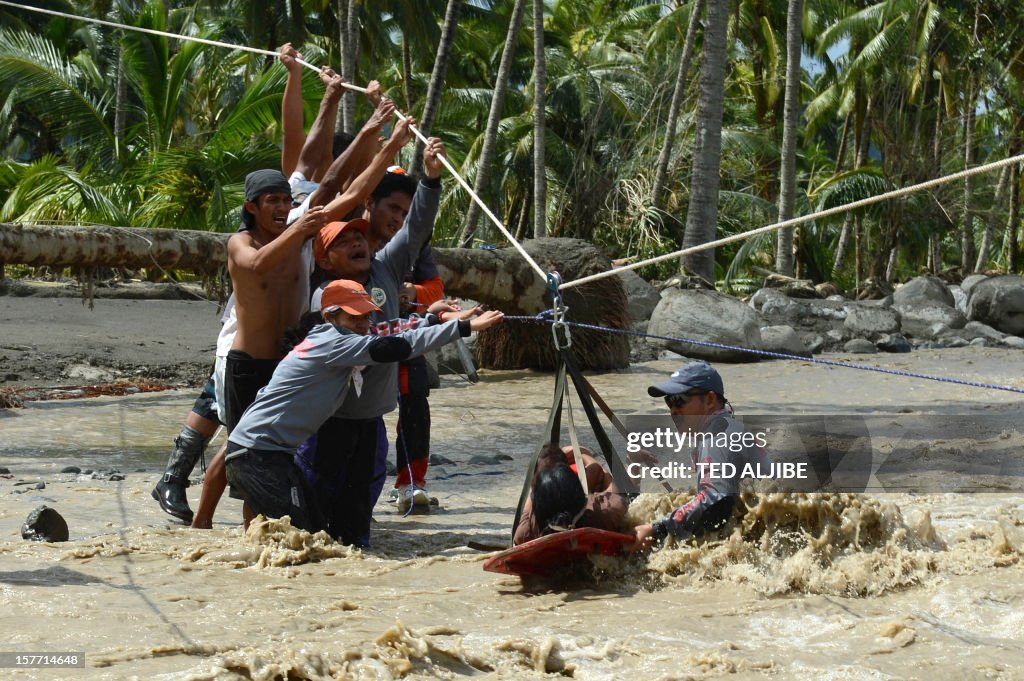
[1,350,1023,680]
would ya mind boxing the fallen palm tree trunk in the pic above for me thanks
[1,224,629,369]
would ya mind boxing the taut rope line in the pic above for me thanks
[0,0,549,281]
[559,152,1024,290]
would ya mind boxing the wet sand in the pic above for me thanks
[2,326,1024,678]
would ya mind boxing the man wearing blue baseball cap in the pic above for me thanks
[632,361,769,550]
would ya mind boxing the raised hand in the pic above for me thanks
[423,137,446,178]
[364,80,383,106]
[279,43,301,73]
[364,97,397,135]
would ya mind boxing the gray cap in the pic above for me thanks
[648,361,724,398]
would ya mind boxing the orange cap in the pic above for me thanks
[314,218,369,262]
[320,279,382,316]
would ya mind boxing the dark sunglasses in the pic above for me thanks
[664,391,707,408]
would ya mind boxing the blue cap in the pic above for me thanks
[648,362,724,398]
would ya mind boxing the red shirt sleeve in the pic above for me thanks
[413,276,444,308]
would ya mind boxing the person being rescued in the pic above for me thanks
[513,443,629,545]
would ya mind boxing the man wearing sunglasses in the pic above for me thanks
[632,361,769,551]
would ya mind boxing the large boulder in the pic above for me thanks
[966,275,1024,336]
[893,276,955,309]
[760,325,810,357]
[615,270,661,324]
[892,276,963,337]
[648,288,763,362]
[960,274,989,297]
[843,304,901,337]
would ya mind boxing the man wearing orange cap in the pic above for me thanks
[300,138,448,544]
[224,279,503,533]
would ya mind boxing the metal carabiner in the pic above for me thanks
[546,271,572,349]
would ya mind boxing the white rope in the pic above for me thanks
[560,151,1024,290]
[1,0,549,281]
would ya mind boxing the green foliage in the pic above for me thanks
[0,0,1022,283]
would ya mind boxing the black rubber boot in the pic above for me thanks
[151,425,210,523]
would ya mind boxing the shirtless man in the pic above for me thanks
[190,170,327,528]
[190,119,416,529]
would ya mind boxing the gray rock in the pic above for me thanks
[843,338,877,354]
[1002,336,1024,349]
[949,285,968,316]
[875,334,912,353]
[428,334,478,377]
[759,325,809,356]
[843,305,901,337]
[657,349,687,361]
[648,288,764,362]
[897,305,966,338]
[61,466,81,474]
[826,294,847,302]
[63,364,118,382]
[826,329,848,343]
[430,454,456,466]
[966,275,1024,336]
[385,460,397,476]
[964,320,1007,342]
[893,276,955,309]
[801,333,826,354]
[960,274,989,297]
[970,337,992,347]
[616,270,661,323]
[21,506,68,542]
[468,454,512,466]
[749,287,790,312]
[0,467,10,475]
[816,282,842,298]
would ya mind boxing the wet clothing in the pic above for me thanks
[652,411,771,541]
[513,490,629,545]
[395,356,431,487]
[225,316,471,541]
[223,350,279,432]
[189,376,219,423]
[224,442,323,534]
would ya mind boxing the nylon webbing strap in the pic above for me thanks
[563,383,590,495]
[560,350,632,494]
[510,362,567,543]
[582,378,671,493]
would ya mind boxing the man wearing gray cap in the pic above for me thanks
[632,361,769,550]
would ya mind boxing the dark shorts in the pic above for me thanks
[224,350,279,432]
[189,376,220,424]
[224,441,323,533]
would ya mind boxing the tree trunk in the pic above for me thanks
[338,0,359,133]
[532,0,548,238]
[411,0,463,174]
[1008,159,1021,273]
[961,77,978,273]
[650,0,704,210]
[458,0,529,247]
[833,95,872,276]
[401,32,413,112]
[0,225,629,370]
[976,163,1010,271]
[434,238,629,370]
[681,0,730,283]
[0,223,228,275]
[114,43,127,152]
[774,0,803,277]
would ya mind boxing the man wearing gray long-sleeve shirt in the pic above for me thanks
[301,138,448,545]
[225,278,503,534]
